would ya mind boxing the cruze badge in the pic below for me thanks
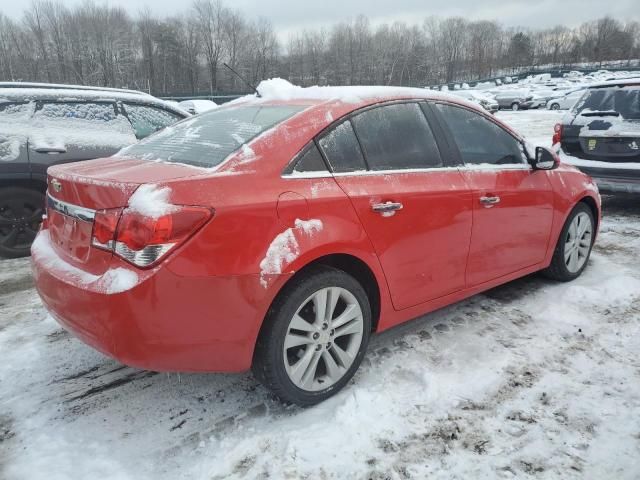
[51,179,62,192]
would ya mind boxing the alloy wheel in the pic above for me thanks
[283,286,364,391]
[564,211,592,273]
[0,199,42,253]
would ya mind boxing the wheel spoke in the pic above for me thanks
[331,343,354,368]
[335,319,362,338]
[0,227,19,247]
[21,227,37,243]
[287,347,316,385]
[284,332,313,350]
[326,287,340,321]
[290,314,315,333]
[564,244,575,263]
[568,249,579,272]
[322,350,344,382]
[300,350,322,389]
[332,304,359,329]
[313,289,327,325]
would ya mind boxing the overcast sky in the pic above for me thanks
[1,0,638,41]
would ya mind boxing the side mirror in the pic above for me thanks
[532,146,559,170]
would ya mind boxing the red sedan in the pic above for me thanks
[32,87,601,405]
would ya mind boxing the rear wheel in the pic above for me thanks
[511,102,520,111]
[0,187,45,258]
[543,203,595,281]
[253,265,371,406]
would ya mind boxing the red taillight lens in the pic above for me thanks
[114,206,212,267]
[92,208,123,249]
[552,123,563,146]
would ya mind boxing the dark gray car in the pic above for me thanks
[0,82,188,257]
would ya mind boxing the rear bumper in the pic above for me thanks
[557,151,640,194]
[32,230,282,372]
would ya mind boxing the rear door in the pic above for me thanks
[28,100,137,181]
[432,102,554,286]
[319,102,473,310]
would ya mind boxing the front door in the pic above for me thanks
[432,102,554,286]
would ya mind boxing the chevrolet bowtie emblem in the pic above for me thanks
[51,179,62,192]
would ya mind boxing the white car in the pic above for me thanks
[546,90,586,110]
[178,99,218,115]
[450,90,499,113]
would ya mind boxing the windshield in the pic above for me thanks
[121,105,305,168]
[573,87,640,120]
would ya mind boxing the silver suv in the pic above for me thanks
[0,82,188,257]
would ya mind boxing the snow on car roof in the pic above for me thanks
[586,77,640,89]
[0,82,146,96]
[232,78,455,107]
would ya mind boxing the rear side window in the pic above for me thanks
[573,87,640,120]
[124,104,184,139]
[435,104,525,166]
[351,103,442,170]
[318,121,367,173]
[121,105,304,168]
[37,102,117,122]
[292,143,328,173]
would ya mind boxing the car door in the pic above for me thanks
[28,100,137,181]
[0,101,33,178]
[432,102,554,286]
[318,102,473,310]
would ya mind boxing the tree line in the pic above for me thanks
[0,0,639,96]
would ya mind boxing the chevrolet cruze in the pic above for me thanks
[32,86,601,405]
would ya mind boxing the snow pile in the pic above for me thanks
[253,78,444,105]
[96,268,139,294]
[259,219,323,287]
[127,184,177,219]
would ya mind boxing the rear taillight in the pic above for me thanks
[552,123,563,146]
[91,206,212,268]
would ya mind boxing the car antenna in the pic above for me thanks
[223,63,261,98]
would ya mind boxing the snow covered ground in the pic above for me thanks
[1,110,639,479]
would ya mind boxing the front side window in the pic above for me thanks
[351,103,443,170]
[121,105,305,168]
[124,104,184,139]
[435,104,525,166]
[317,120,367,173]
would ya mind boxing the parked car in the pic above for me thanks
[553,78,640,194]
[32,87,600,406]
[178,99,218,115]
[494,90,535,110]
[450,90,499,113]
[547,89,586,110]
[0,82,189,258]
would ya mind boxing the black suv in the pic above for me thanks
[553,78,640,194]
[0,82,188,257]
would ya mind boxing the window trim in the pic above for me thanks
[282,140,331,175]
[430,100,531,169]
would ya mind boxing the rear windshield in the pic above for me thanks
[574,87,640,119]
[121,105,305,168]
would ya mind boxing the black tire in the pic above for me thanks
[550,103,560,110]
[252,265,371,406]
[511,102,520,111]
[543,203,595,282]
[0,187,45,258]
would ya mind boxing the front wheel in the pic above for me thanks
[511,102,520,111]
[543,203,595,281]
[253,266,371,406]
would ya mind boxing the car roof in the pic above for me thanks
[0,82,187,115]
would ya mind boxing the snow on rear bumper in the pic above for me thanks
[31,229,283,372]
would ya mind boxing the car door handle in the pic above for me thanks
[372,201,403,214]
[479,196,501,207]
[34,147,67,154]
